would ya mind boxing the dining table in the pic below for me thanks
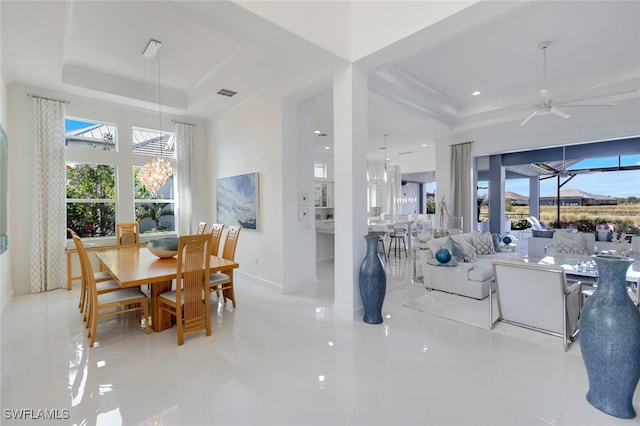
[96,246,239,332]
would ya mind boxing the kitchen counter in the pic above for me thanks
[316,220,334,234]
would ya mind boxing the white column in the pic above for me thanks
[281,98,317,292]
[333,65,368,318]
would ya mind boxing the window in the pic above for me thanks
[134,168,175,233]
[65,119,117,151]
[65,117,177,238]
[66,163,116,237]
[132,127,176,233]
[132,126,175,157]
[314,162,327,179]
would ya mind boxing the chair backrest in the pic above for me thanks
[492,259,568,335]
[116,222,141,247]
[67,228,78,239]
[220,225,241,261]
[548,231,594,255]
[72,234,98,306]
[195,222,207,235]
[175,234,212,333]
[210,223,224,257]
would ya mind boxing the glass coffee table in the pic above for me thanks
[534,254,640,305]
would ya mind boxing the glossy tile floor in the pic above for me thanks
[2,252,639,426]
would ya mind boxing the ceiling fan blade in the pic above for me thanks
[554,82,609,103]
[521,110,538,125]
[555,89,638,105]
[559,103,617,107]
[550,107,570,119]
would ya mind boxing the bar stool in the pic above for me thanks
[368,230,388,263]
[388,226,407,258]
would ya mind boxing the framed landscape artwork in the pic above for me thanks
[216,172,259,231]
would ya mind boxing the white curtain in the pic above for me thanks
[30,97,66,292]
[175,122,197,235]
[450,142,472,233]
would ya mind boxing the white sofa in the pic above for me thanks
[419,232,523,299]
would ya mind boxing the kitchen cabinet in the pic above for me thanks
[314,181,333,208]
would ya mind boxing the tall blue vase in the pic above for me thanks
[359,234,386,324]
[580,254,640,419]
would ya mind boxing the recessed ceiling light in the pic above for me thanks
[422,143,428,147]
[314,130,321,134]
[472,91,481,96]
[324,146,330,150]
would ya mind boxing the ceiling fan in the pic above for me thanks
[521,40,617,125]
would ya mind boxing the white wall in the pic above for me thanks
[0,0,10,314]
[6,84,207,296]
[211,88,286,291]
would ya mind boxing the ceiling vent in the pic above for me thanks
[217,89,238,97]
[398,151,413,155]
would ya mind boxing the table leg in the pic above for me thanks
[151,280,173,332]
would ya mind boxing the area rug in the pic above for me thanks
[403,290,582,355]
[403,290,497,330]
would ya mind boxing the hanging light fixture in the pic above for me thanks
[383,134,389,183]
[138,39,174,197]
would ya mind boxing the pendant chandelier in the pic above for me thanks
[138,39,173,197]
[383,134,389,183]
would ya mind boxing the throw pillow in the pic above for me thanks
[449,235,477,263]
[491,233,502,252]
[554,232,590,255]
[472,231,496,255]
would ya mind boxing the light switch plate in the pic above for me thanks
[298,207,310,221]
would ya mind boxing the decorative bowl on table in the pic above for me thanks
[147,237,179,258]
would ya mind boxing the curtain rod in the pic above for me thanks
[172,119,196,127]
[451,141,473,147]
[28,94,70,104]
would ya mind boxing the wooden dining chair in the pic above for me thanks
[73,234,150,347]
[208,225,241,307]
[158,234,213,345]
[210,223,225,256]
[116,222,141,247]
[195,222,207,235]
[68,228,119,318]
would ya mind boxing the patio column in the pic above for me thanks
[529,176,540,220]
[488,154,505,234]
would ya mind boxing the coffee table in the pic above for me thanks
[535,255,640,305]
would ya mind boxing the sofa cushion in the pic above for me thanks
[472,231,496,255]
[468,263,494,281]
[449,235,476,263]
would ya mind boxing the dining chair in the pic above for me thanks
[68,228,120,318]
[210,223,225,257]
[158,234,213,345]
[208,225,241,307]
[73,234,150,347]
[196,222,207,235]
[116,222,141,247]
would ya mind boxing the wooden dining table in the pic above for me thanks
[96,247,239,332]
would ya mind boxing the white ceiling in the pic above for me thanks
[2,1,639,175]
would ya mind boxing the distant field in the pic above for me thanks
[480,204,640,232]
